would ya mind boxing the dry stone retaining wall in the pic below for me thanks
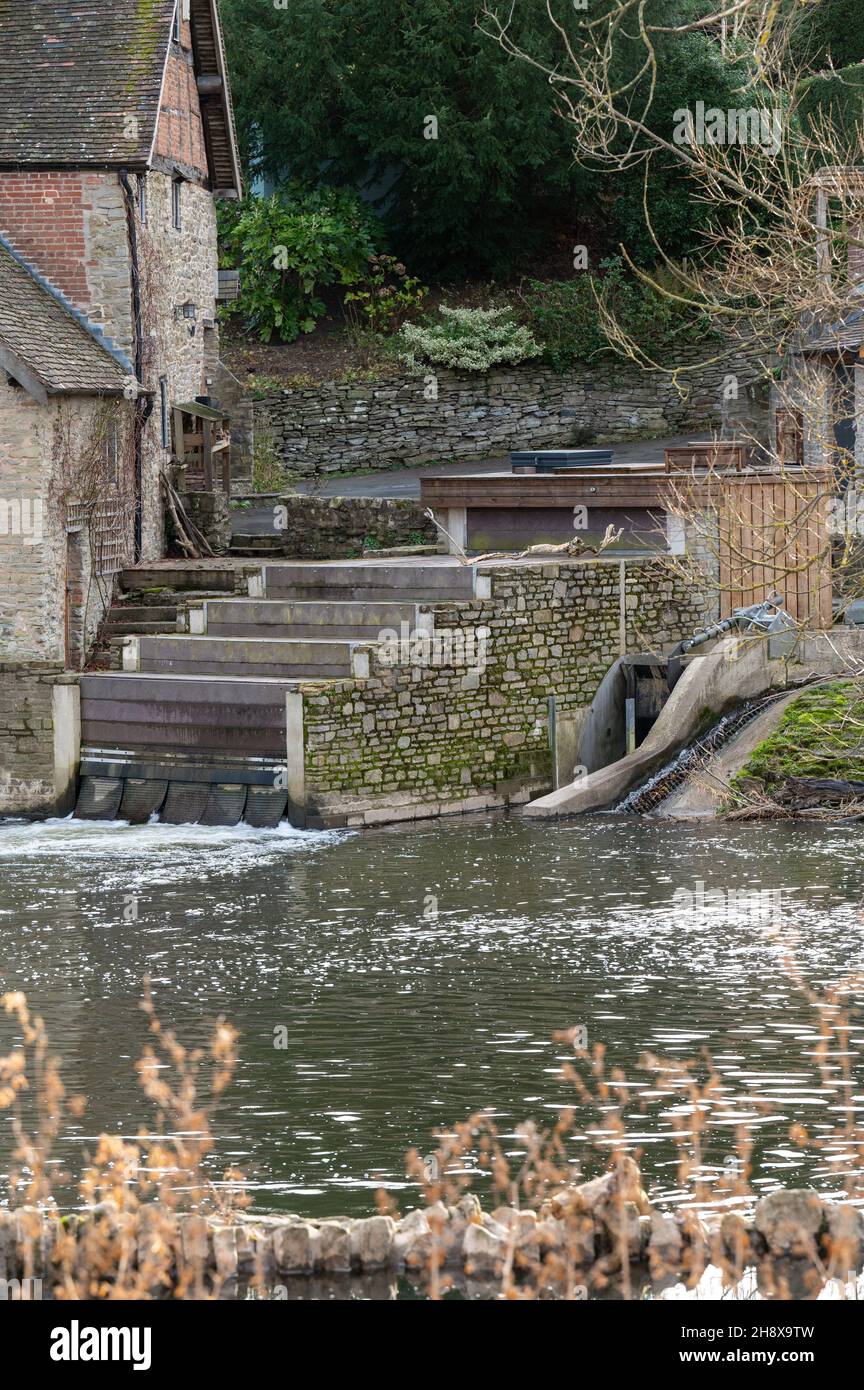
[270,495,437,559]
[256,351,770,478]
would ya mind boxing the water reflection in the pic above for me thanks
[0,812,862,1216]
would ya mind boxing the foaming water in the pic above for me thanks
[0,811,862,1216]
[0,813,343,858]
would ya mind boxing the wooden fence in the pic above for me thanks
[713,473,832,627]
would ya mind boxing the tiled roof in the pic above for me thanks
[0,240,131,394]
[0,1,175,167]
[0,2,241,192]
[797,291,864,354]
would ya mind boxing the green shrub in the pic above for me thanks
[250,421,286,494]
[519,278,607,372]
[344,255,428,335]
[218,185,381,342]
[521,259,716,372]
[397,305,541,373]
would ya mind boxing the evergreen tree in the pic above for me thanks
[219,0,784,278]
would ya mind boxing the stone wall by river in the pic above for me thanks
[3,1161,859,1300]
[297,556,716,827]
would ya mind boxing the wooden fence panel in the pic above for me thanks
[717,477,832,626]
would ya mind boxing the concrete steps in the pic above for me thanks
[78,556,490,827]
[91,579,248,672]
[104,609,178,636]
[119,566,238,594]
[254,561,486,604]
[229,534,286,558]
[187,597,433,642]
[123,634,371,680]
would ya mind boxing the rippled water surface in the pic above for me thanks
[0,812,863,1216]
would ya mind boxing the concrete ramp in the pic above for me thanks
[523,636,788,817]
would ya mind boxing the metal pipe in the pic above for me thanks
[119,169,145,561]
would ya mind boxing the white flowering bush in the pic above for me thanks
[397,305,541,373]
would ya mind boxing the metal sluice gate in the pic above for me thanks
[74,760,290,828]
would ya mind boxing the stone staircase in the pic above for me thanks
[89,566,243,670]
[76,559,486,827]
[228,533,286,559]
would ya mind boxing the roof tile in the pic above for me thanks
[0,1,175,166]
[0,240,131,393]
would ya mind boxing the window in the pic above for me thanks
[172,178,182,231]
[160,378,170,450]
[138,175,147,226]
[103,420,119,483]
[172,3,181,43]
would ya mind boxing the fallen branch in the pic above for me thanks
[423,508,623,565]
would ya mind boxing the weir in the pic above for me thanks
[525,626,864,819]
[614,688,799,815]
[565,598,795,784]
[73,560,488,829]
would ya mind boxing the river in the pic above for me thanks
[0,811,862,1218]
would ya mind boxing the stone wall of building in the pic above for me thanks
[298,557,716,827]
[0,386,135,665]
[0,171,134,363]
[0,167,222,628]
[0,56,225,573]
[256,351,771,478]
[0,662,61,815]
[137,171,221,562]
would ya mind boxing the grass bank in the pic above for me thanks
[735,681,864,788]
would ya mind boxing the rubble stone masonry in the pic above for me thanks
[0,384,134,664]
[256,350,771,478]
[271,495,437,559]
[0,662,62,815]
[137,172,220,560]
[299,557,716,827]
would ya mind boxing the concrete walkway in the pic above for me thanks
[231,434,693,535]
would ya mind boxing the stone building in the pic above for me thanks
[0,0,242,672]
[780,169,864,480]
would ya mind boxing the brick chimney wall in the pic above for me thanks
[0,172,93,309]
